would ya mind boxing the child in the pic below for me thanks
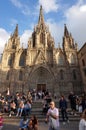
[28,115,38,130]
[0,113,3,130]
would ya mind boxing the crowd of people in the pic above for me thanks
[0,89,86,130]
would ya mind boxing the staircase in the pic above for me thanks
[3,99,81,125]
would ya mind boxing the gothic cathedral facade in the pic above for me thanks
[0,6,83,96]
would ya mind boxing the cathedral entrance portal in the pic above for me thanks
[29,67,54,93]
[37,84,46,92]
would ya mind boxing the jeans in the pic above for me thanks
[49,126,59,130]
[61,108,68,121]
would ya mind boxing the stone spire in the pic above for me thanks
[38,5,45,25]
[13,24,18,37]
[64,24,69,37]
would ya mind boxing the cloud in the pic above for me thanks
[80,5,86,12]
[0,28,33,53]
[20,30,32,48]
[38,0,59,13]
[10,0,30,15]
[46,19,64,47]
[40,0,86,49]
[0,28,10,53]
[10,0,22,8]
[10,18,18,27]
[64,1,86,48]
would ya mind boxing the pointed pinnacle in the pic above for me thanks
[13,24,18,37]
[64,24,69,37]
[38,5,45,25]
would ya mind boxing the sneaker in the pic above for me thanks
[71,111,73,115]
[63,122,66,125]
[67,120,69,123]
[9,114,11,117]
[19,114,21,117]
[74,113,77,116]
[16,114,18,117]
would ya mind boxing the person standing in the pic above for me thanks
[45,101,59,130]
[68,92,76,115]
[0,113,3,130]
[59,95,69,124]
[79,109,86,130]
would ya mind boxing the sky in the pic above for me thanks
[0,0,86,53]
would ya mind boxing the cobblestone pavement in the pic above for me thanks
[3,121,79,130]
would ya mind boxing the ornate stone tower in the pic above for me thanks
[0,6,83,96]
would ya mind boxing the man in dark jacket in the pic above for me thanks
[59,95,69,124]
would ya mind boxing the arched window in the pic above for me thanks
[8,55,12,66]
[72,69,77,80]
[32,33,35,47]
[6,71,10,80]
[40,33,44,44]
[57,54,64,65]
[69,54,76,65]
[12,44,16,49]
[19,52,25,67]
[19,71,23,81]
[82,59,85,66]
[0,54,2,63]
[60,70,64,80]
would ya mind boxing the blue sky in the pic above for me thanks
[0,0,86,53]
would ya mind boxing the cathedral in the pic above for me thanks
[0,6,83,96]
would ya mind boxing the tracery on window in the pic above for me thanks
[19,52,25,66]
[12,44,16,49]
[6,71,10,80]
[57,54,64,65]
[60,69,64,80]
[69,54,76,65]
[8,55,12,66]
[40,32,44,44]
[19,71,23,81]
[72,69,77,80]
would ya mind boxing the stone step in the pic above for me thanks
[1,100,81,125]
[3,116,80,124]
[3,113,80,124]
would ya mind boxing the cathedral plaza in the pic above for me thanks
[0,3,86,130]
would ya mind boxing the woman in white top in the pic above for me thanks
[79,109,86,130]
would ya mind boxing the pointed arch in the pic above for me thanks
[57,53,65,65]
[60,69,64,80]
[12,43,16,49]
[0,54,2,63]
[40,32,44,44]
[72,69,77,80]
[19,70,23,81]
[69,53,77,65]
[19,52,26,67]
[8,54,12,66]
[6,71,10,80]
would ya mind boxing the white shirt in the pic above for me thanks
[47,107,59,127]
[79,119,86,130]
